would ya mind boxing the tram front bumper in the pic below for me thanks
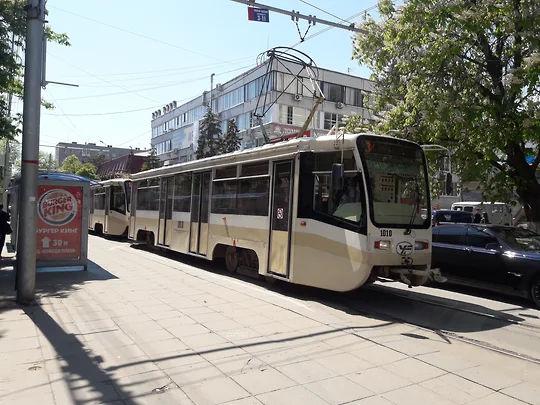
[372,266,445,287]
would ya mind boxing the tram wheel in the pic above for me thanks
[225,246,239,273]
[530,277,540,308]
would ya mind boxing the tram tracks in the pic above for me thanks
[333,285,540,365]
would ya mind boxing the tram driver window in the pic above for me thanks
[314,173,366,225]
[110,186,126,214]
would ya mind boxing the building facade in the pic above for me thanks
[150,59,376,164]
[55,142,135,167]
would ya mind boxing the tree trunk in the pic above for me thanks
[517,177,540,226]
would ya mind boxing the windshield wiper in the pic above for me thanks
[404,177,420,235]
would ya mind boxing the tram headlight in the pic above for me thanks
[414,241,429,251]
[374,240,391,250]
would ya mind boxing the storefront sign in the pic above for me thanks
[36,185,83,261]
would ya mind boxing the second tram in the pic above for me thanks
[89,179,131,236]
[128,133,434,291]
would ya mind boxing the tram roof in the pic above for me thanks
[131,133,358,180]
[131,133,419,180]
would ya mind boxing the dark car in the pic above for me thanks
[432,209,474,226]
[432,224,540,307]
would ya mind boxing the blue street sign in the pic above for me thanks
[248,7,269,22]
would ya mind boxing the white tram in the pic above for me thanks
[128,134,434,291]
[89,179,132,236]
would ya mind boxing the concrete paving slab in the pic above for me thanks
[182,375,250,405]
[231,367,296,395]
[256,385,328,405]
[304,375,373,404]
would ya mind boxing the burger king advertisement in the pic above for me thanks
[37,185,83,261]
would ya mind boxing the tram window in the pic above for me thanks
[314,151,356,171]
[314,173,365,225]
[110,186,126,214]
[215,166,237,179]
[94,193,105,210]
[237,177,269,216]
[137,180,159,211]
[173,173,192,212]
[212,180,237,214]
[241,161,268,176]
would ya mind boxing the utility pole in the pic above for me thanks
[210,73,215,111]
[16,0,45,304]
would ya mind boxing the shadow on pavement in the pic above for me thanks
[131,242,533,335]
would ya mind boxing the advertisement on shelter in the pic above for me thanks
[36,185,83,261]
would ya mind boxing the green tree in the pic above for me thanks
[38,151,57,172]
[76,162,98,180]
[354,0,540,223]
[141,147,160,171]
[197,109,222,159]
[1,1,69,141]
[59,154,81,174]
[220,119,241,154]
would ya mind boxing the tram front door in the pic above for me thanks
[268,160,293,277]
[189,172,210,255]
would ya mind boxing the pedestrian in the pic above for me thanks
[473,209,482,223]
[481,212,490,224]
[0,204,11,259]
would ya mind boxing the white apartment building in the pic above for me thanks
[150,59,375,164]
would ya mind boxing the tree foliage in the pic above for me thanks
[1,1,70,141]
[220,119,241,154]
[141,147,160,171]
[354,0,540,221]
[38,151,57,172]
[197,109,222,159]
[59,154,98,179]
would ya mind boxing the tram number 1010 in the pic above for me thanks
[380,229,392,237]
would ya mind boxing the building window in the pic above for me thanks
[323,112,342,130]
[322,82,345,103]
[287,106,293,125]
[353,89,363,107]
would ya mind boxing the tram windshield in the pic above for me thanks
[357,137,430,228]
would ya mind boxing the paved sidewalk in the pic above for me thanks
[1,235,539,404]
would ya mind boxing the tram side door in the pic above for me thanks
[128,186,136,239]
[158,177,173,246]
[268,160,293,277]
[189,172,210,255]
[104,186,111,233]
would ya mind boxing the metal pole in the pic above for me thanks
[230,0,366,33]
[16,0,45,304]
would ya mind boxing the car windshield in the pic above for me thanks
[357,137,430,228]
[494,228,540,252]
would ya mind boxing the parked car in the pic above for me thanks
[432,224,540,307]
[432,209,474,226]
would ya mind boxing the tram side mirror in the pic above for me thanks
[331,163,344,202]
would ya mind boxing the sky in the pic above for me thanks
[18,0,379,155]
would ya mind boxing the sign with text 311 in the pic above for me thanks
[36,185,83,261]
[248,7,269,22]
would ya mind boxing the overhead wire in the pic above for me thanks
[50,6,235,64]
[52,64,254,101]
[297,0,352,24]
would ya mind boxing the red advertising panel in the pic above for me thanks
[36,185,83,261]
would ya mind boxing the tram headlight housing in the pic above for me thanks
[374,240,391,250]
[414,241,429,251]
